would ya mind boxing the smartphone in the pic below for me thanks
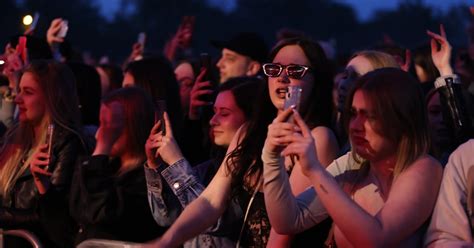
[45,123,55,171]
[17,36,27,64]
[199,53,215,102]
[57,20,68,38]
[137,32,146,48]
[29,12,40,33]
[284,86,302,111]
[154,100,167,135]
[200,53,211,80]
[284,85,302,122]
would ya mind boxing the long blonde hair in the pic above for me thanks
[352,50,400,70]
[0,60,82,198]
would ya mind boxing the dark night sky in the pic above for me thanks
[96,0,473,22]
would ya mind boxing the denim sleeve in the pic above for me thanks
[160,159,205,208]
[162,159,242,235]
[144,163,181,227]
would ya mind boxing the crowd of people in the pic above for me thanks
[0,11,473,248]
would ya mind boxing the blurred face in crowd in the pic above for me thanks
[349,90,396,162]
[216,48,255,83]
[15,72,48,125]
[122,72,135,87]
[174,62,195,111]
[337,55,374,113]
[427,91,450,147]
[267,44,314,112]
[97,102,127,157]
[209,90,246,147]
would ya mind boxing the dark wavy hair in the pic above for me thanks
[268,37,335,129]
[218,77,264,120]
[225,38,334,197]
[224,78,276,197]
[125,56,183,140]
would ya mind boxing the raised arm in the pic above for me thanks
[263,108,332,235]
[144,126,247,248]
[145,113,205,224]
[267,123,339,247]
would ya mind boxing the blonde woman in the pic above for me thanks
[0,60,86,247]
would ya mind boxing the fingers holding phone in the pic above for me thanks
[155,112,183,165]
[30,143,53,194]
[47,18,67,46]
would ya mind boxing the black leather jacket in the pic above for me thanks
[0,127,87,248]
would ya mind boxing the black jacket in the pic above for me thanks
[0,127,86,248]
[70,155,165,245]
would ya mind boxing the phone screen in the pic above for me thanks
[137,32,146,47]
[200,53,211,80]
[284,86,302,111]
[155,100,166,135]
[199,53,214,102]
[57,20,68,38]
[45,123,55,171]
[29,12,40,32]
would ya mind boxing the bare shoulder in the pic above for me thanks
[398,155,443,184]
[409,155,442,174]
[310,126,337,143]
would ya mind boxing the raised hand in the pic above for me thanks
[145,112,183,168]
[280,110,321,177]
[46,18,66,47]
[263,107,300,155]
[188,68,213,120]
[164,16,195,61]
[427,24,453,76]
[93,102,125,155]
[176,16,195,48]
[129,42,144,61]
[3,46,28,90]
[30,144,53,194]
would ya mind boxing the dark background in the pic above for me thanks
[1,0,472,63]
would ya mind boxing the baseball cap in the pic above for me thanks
[211,32,268,64]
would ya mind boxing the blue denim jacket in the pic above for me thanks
[145,159,242,248]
